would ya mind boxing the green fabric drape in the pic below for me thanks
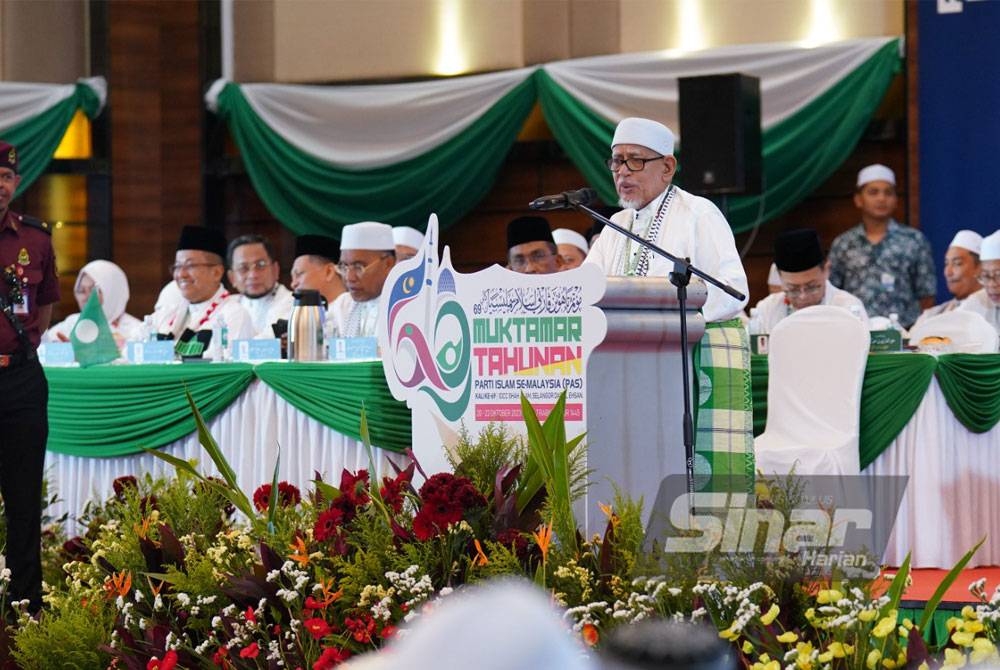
[7,81,104,196]
[44,362,412,457]
[934,353,1000,433]
[45,364,256,457]
[751,353,936,469]
[253,362,411,453]
[535,40,902,233]
[213,77,537,236]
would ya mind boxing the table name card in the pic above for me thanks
[38,342,76,366]
[232,338,282,362]
[127,341,177,364]
[869,330,902,353]
[328,337,379,361]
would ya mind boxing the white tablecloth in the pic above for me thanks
[45,379,397,537]
[871,377,1000,568]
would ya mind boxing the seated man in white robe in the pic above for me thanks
[227,234,295,338]
[959,230,1000,332]
[913,230,982,327]
[329,222,397,338]
[753,229,868,332]
[149,225,254,358]
[290,234,345,307]
[552,228,588,270]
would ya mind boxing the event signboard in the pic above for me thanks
[378,215,607,475]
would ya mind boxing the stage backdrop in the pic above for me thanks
[919,1,1000,302]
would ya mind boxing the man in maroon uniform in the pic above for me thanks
[0,141,60,614]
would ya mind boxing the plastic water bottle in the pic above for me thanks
[747,308,761,335]
[888,312,908,349]
[219,316,230,362]
[144,314,156,342]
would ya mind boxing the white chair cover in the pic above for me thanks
[754,305,870,476]
[908,309,999,353]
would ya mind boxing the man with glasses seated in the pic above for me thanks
[753,229,868,333]
[506,216,564,274]
[959,231,1000,332]
[585,117,752,493]
[912,230,982,328]
[149,225,254,357]
[227,234,295,338]
[328,222,397,338]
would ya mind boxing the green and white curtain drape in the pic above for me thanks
[0,77,107,193]
[206,37,901,237]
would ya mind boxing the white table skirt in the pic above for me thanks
[872,377,1000,568]
[45,379,396,537]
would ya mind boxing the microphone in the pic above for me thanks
[528,187,597,211]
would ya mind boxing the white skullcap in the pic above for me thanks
[552,228,588,254]
[341,221,394,252]
[949,230,983,255]
[856,164,896,188]
[392,226,424,250]
[767,262,781,287]
[611,117,675,156]
[342,579,596,670]
[980,231,1000,262]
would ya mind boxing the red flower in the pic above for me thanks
[244,605,256,624]
[345,614,376,644]
[411,473,486,540]
[304,617,333,640]
[314,506,345,542]
[339,469,370,506]
[380,624,398,640]
[113,475,138,500]
[211,648,230,668]
[582,623,600,647]
[379,468,413,514]
[147,650,178,670]
[253,481,302,512]
[313,647,351,670]
[239,642,260,659]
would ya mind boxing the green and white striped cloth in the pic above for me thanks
[692,318,755,493]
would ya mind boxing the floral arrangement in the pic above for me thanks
[2,392,998,669]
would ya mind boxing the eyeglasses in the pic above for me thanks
[335,255,391,279]
[170,261,221,274]
[784,283,824,298]
[605,155,664,172]
[232,259,272,275]
[509,250,556,270]
[977,272,1000,286]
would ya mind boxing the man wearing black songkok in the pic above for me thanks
[506,216,563,275]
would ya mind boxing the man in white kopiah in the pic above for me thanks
[392,226,424,262]
[766,262,782,294]
[328,222,397,338]
[912,230,982,327]
[552,228,588,270]
[148,225,254,358]
[584,117,753,490]
[227,234,295,338]
[753,229,868,332]
[959,231,1000,333]
[44,260,145,348]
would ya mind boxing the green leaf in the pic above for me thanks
[883,553,911,612]
[265,447,282,535]
[918,536,985,640]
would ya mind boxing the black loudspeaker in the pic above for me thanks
[678,73,762,195]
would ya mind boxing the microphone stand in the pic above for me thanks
[571,200,746,504]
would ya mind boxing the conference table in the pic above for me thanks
[43,354,1000,568]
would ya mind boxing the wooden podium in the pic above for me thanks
[581,277,707,534]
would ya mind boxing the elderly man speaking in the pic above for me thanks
[585,117,752,490]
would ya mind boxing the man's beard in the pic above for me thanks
[618,196,644,210]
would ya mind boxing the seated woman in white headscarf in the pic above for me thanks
[44,260,144,348]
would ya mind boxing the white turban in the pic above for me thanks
[856,164,896,188]
[78,260,130,323]
[949,230,983,255]
[341,222,394,252]
[392,226,424,250]
[552,228,588,254]
[611,117,675,156]
[980,231,1000,262]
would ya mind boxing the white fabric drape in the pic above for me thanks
[203,37,897,169]
[543,37,898,133]
[45,379,396,537]
[205,68,536,169]
[0,77,107,132]
[871,377,1000,569]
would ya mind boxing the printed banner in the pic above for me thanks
[379,215,607,475]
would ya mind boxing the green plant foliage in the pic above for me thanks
[12,601,115,669]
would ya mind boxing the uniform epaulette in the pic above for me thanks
[19,215,53,235]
